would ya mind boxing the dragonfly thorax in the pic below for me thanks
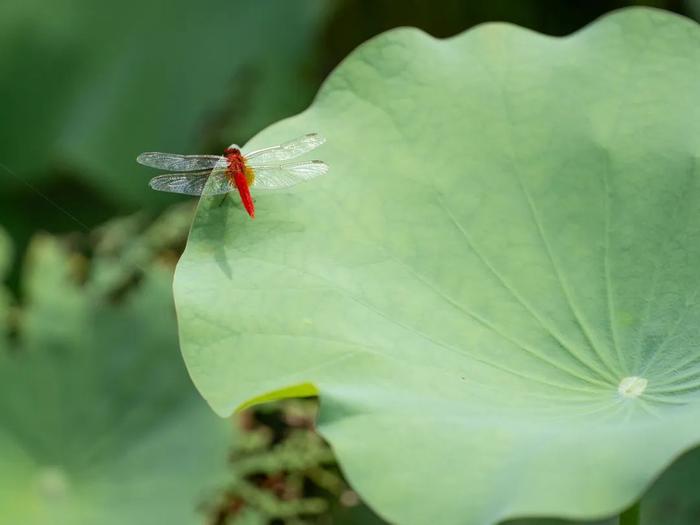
[224,147,255,186]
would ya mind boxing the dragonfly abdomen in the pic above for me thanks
[225,147,255,218]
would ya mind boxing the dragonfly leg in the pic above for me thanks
[216,194,228,207]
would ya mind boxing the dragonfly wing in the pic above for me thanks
[149,171,211,195]
[253,160,329,190]
[137,152,224,171]
[201,170,235,196]
[149,168,232,196]
[245,134,325,164]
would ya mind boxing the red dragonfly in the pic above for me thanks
[137,134,328,218]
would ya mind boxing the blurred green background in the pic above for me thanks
[2,1,700,524]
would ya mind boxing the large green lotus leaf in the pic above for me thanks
[0,0,328,207]
[0,234,231,524]
[175,8,700,524]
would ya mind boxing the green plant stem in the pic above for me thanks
[619,501,640,525]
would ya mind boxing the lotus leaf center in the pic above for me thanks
[618,376,648,398]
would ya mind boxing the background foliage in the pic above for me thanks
[2,1,700,524]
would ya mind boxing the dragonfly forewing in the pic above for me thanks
[245,134,325,165]
[137,152,224,171]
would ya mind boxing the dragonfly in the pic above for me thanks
[137,133,328,218]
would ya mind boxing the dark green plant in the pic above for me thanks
[204,399,384,525]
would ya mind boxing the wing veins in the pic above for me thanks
[245,133,326,164]
[252,161,328,190]
[149,168,232,196]
[137,152,224,171]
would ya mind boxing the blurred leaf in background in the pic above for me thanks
[0,211,232,525]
